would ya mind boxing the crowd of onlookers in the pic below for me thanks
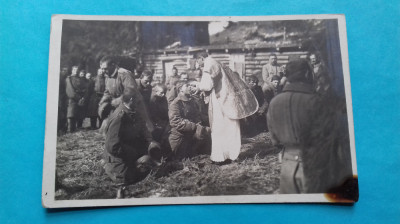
[57,51,336,198]
[58,53,329,136]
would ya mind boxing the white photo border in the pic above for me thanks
[42,14,357,208]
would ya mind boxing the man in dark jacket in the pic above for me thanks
[309,52,332,95]
[85,72,98,129]
[266,75,282,99]
[267,59,341,194]
[241,74,268,136]
[94,68,106,127]
[135,70,153,107]
[65,66,89,132]
[262,75,281,131]
[104,90,161,198]
[149,84,170,150]
[168,82,211,160]
[98,56,153,132]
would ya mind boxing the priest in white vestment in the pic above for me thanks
[190,49,259,164]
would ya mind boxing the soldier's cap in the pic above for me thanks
[286,59,313,84]
[271,75,280,82]
[245,74,259,81]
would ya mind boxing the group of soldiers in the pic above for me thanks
[58,50,350,198]
[58,65,106,133]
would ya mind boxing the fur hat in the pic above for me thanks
[285,59,313,84]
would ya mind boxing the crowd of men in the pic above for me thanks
[57,50,350,198]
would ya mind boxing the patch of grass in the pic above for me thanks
[55,129,281,200]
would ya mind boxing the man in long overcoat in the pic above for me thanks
[94,68,106,127]
[149,84,171,155]
[98,56,153,132]
[309,52,332,96]
[65,66,89,132]
[135,70,153,107]
[85,72,98,129]
[267,59,342,193]
[241,74,268,136]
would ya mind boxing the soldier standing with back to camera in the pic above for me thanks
[267,59,337,193]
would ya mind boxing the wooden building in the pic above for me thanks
[142,42,309,85]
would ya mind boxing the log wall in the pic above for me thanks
[142,50,309,82]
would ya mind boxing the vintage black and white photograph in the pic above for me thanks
[42,15,357,208]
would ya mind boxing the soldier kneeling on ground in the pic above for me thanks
[168,81,211,160]
[103,90,161,199]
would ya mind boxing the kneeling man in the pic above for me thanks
[168,82,211,160]
[103,90,161,198]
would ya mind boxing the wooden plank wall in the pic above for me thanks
[143,53,191,78]
[142,51,309,81]
[244,51,309,76]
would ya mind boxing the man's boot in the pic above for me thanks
[90,117,97,129]
[76,119,83,129]
[98,117,103,128]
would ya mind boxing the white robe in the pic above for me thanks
[199,57,241,162]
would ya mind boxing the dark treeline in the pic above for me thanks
[61,20,141,74]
